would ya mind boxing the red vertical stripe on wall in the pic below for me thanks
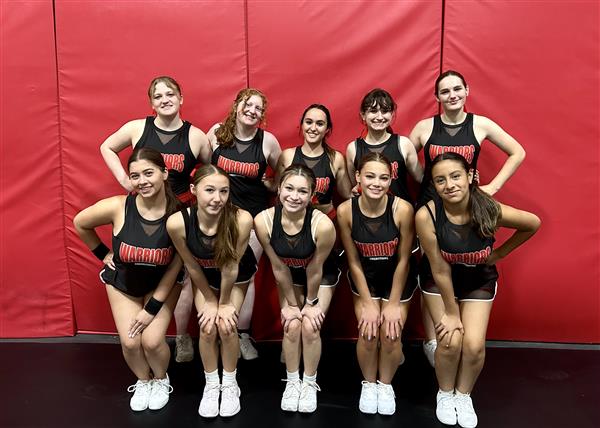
[0,0,74,337]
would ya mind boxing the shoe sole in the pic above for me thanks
[281,405,298,412]
[198,410,219,418]
[148,399,169,411]
[130,406,148,412]
[298,406,316,413]
[377,408,395,416]
[436,414,458,425]
[359,406,377,414]
[220,407,241,417]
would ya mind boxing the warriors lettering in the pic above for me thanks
[119,243,173,265]
[217,156,260,178]
[354,238,398,258]
[441,246,491,266]
[429,144,476,165]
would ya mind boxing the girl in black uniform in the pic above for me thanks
[277,104,352,218]
[255,165,337,414]
[208,88,282,360]
[275,104,350,361]
[74,148,183,412]
[167,165,256,418]
[100,76,212,363]
[410,70,526,367]
[346,88,423,201]
[416,152,539,428]
[337,153,415,416]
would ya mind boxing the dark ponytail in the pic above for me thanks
[430,152,500,238]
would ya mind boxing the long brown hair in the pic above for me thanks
[300,104,336,166]
[430,152,500,238]
[192,165,240,268]
[215,88,268,148]
[127,147,181,216]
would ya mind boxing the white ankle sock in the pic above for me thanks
[222,369,237,385]
[205,369,219,385]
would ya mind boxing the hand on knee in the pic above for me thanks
[301,317,321,343]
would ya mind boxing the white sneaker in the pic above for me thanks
[127,379,152,411]
[359,381,378,414]
[436,390,457,425]
[298,380,320,413]
[239,333,259,360]
[455,392,478,428]
[220,382,241,417]
[376,381,396,415]
[175,334,194,363]
[148,374,173,410]
[423,339,437,367]
[198,382,220,418]
[280,378,302,412]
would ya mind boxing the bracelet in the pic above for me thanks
[92,242,110,261]
[144,297,164,316]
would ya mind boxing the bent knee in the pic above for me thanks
[461,340,486,362]
[301,318,321,341]
[141,334,165,353]
[121,336,142,353]
[284,319,302,341]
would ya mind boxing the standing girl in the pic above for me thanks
[255,165,337,413]
[167,165,256,418]
[337,153,415,415]
[416,152,539,427]
[74,147,182,412]
[208,88,282,359]
[346,88,423,201]
[100,76,212,363]
[409,70,526,366]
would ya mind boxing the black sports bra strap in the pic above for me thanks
[424,203,436,224]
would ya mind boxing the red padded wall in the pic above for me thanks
[55,0,248,333]
[246,1,443,340]
[443,0,600,342]
[1,1,598,343]
[0,1,74,336]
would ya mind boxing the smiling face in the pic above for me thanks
[236,94,265,128]
[301,107,330,145]
[436,74,469,113]
[191,172,230,217]
[150,81,182,117]
[361,103,394,133]
[279,174,313,214]
[128,159,168,198]
[431,158,473,204]
[356,160,391,200]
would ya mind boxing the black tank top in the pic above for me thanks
[419,114,481,206]
[269,205,316,268]
[212,129,268,217]
[350,195,399,284]
[292,147,336,205]
[135,116,196,199]
[107,194,174,297]
[425,197,494,266]
[353,134,410,202]
[180,206,257,286]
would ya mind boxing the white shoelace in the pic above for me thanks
[281,378,302,398]
[127,380,151,393]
